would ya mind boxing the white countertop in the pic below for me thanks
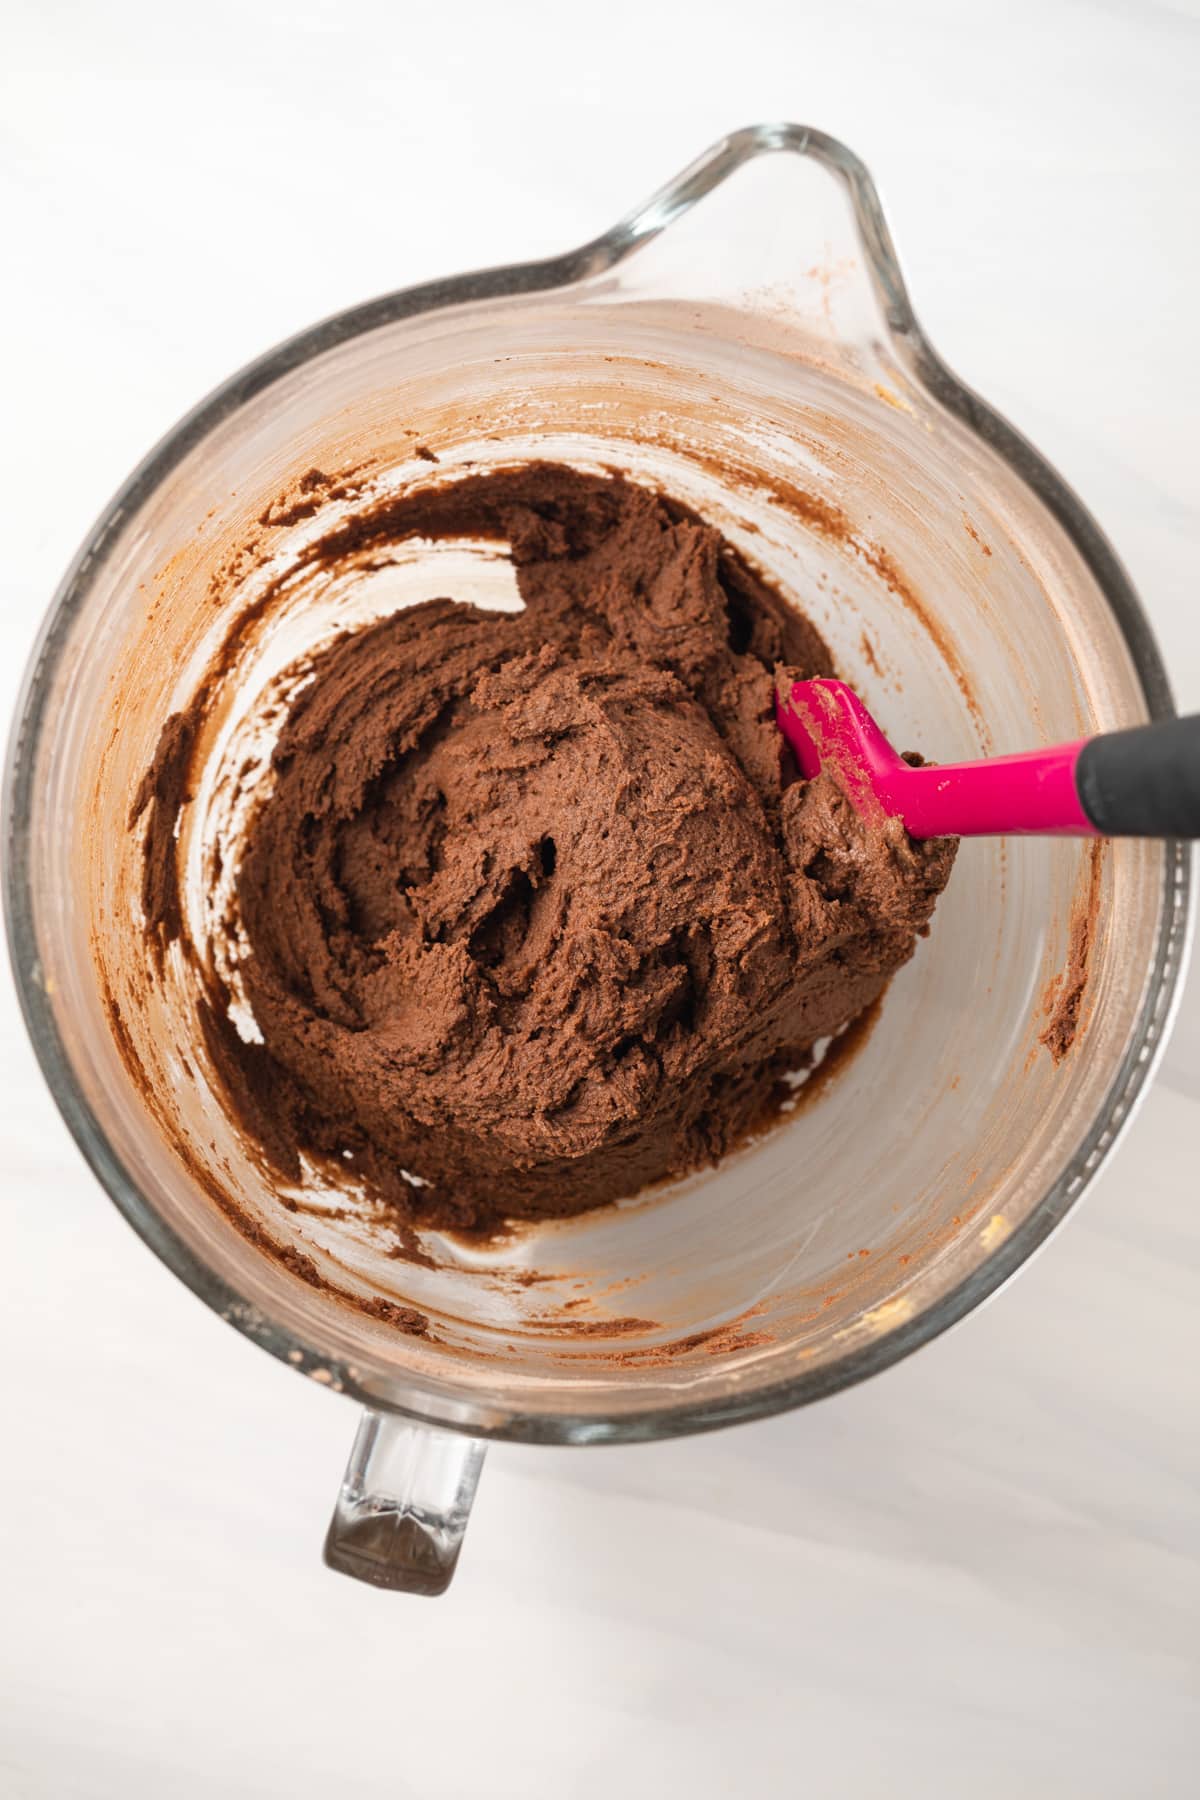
[3,3,1198,1794]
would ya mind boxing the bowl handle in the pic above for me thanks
[323,1408,486,1596]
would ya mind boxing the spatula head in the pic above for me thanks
[775,678,906,815]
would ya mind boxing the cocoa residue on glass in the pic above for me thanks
[1039,839,1104,1064]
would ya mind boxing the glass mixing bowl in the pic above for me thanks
[5,125,1191,1595]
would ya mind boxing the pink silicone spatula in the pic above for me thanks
[777,679,1200,839]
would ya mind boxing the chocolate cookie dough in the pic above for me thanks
[139,465,956,1232]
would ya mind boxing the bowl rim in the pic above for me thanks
[4,122,1193,1445]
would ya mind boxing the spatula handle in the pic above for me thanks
[1075,715,1200,838]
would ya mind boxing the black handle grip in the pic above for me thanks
[1075,714,1200,837]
